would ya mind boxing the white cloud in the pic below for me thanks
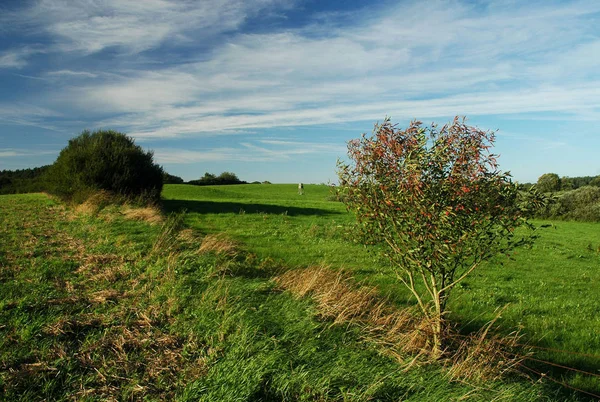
[0,47,45,69]
[154,139,346,164]
[47,0,596,139]
[14,0,294,55]
[0,148,57,158]
[47,70,98,78]
[0,103,65,132]
[4,0,600,143]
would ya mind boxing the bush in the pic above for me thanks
[47,130,163,203]
[536,173,561,193]
[536,186,600,221]
[338,117,535,357]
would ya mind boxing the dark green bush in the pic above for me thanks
[47,130,163,203]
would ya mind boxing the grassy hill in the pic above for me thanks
[0,187,597,400]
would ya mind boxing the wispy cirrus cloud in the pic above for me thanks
[36,0,599,139]
[0,46,46,69]
[47,70,98,78]
[2,0,600,182]
[154,139,345,164]
[6,0,294,55]
[0,148,57,158]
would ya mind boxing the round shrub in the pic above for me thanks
[48,130,163,203]
[536,173,561,193]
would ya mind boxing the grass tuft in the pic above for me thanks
[121,204,163,224]
[199,233,241,258]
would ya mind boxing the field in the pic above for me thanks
[0,186,598,400]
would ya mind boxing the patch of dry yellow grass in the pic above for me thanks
[275,266,525,382]
[274,266,428,354]
[198,233,240,257]
[72,191,114,216]
[121,205,163,224]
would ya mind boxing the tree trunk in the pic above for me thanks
[431,290,444,359]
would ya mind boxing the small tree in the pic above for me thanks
[536,173,561,193]
[338,117,535,357]
[48,130,163,203]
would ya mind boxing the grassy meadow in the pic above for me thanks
[0,186,598,400]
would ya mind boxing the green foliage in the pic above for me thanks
[539,186,600,221]
[0,165,50,194]
[521,174,600,192]
[537,173,561,193]
[337,117,535,355]
[561,177,574,191]
[188,171,246,186]
[589,176,600,187]
[163,171,184,184]
[46,130,163,203]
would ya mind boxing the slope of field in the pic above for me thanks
[163,183,600,398]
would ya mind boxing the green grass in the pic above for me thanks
[163,183,600,398]
[0,189,596,400]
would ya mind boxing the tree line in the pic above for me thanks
[519,173,600,192]
[0,166,51,195]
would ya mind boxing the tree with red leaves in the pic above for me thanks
[338,117,536,357]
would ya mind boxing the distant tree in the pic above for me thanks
[216,171,242,185]
[201,172,217,183]
[47,130,163,203]
[338,117,536,357]
[163,172,184,184]
[589,176,600,187]
[188,172,245,186]
[0,166,51,194]
[536,173,561,193]
[560,177,574,191]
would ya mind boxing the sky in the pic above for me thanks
[1,0,599,184]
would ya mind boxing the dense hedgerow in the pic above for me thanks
[47,130,163,203]
[538,186,600,221]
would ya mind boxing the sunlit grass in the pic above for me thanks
[0,189,596,400]
[163,183,600,396]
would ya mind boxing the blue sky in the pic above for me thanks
[1,0,599,184]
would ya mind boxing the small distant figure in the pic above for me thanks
[298,182,304,195]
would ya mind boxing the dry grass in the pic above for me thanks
[0,194,208,400]
[446,311,529,383]
[151,214,184,255]
[275,266,526,382]
[121,205,163,225]
[35,307,208,401]
[72,190,114,216]
[70,191,164,226]
[198,233,240,258]
[274,267,428,353]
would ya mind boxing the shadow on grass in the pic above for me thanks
[162,199,341,217]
